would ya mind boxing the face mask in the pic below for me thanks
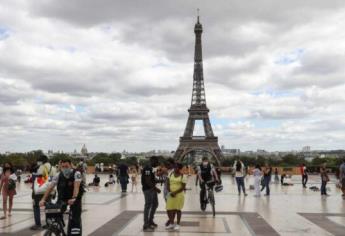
[37,162,42,166]
[203,162,208,166]
[62,168,72,178]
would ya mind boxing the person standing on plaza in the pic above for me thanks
[118,162,129,192]
[142,156,161,232]
[340,159,345,198]
[30,155,56,230]
[0,162,16,219]
[163,158,175,226]
[165,163,187,231]
[300,163,308,188]
[320,163,330,196]
[261,164,272,196]
[253,164,262,197]
[131,167,138,192]
[233,158,247,196]
[274,168,279,184]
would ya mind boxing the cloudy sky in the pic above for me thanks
[1,0,345,153]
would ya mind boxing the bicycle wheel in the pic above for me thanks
[209,190,215,217]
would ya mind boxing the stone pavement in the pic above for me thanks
[0,174,344,235]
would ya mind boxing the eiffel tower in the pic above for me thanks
[174,14,223,166]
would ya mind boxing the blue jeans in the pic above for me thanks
[261,176,270,195]
[143,189,158,227]
[321,181,327,195]
[119,176,128,192]
[235,177,246,194]
[33,194,43,226]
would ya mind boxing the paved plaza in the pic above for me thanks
[0,174,344,235]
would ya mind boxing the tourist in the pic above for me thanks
[141,156,161,232]
[95,163,100,173]
[131,167,138,192]
[280,173,284,185]
[233,158,247,196]
[0,162,16,219]
[88,174,100,187]
[31,155,56,230]
[340,159,345,198]
[166,163,187,231]
[118,162,129,192]
[162,158,175,226]
[105,174,116,187]
[300,163,308,188]
[261,164,272,196]
[253,164,262,197]
[100,162,104,172]
[274,168,279,184]
[77,159,88,184]
[197,157,219,210]
[320,163,330,196]
[40,158,85,236]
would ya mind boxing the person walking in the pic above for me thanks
[233,158,247,196]
[300,163,308,188]
[320,163,330,196]
[165,163,186,231]
[0,163,16,219]
[118,162,129,192]
[339,159,345,198]
[261,164,272,196]
[141,156,161,232]
[253,165,262,197]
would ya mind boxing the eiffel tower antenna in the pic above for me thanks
[174,15,223,166]
[197,8,200,23]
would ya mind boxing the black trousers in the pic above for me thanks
[302,174,308,187]
[65,200,82,236]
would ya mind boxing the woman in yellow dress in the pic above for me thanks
[166,163,186,231]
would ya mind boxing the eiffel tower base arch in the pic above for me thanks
[174,137,223,166]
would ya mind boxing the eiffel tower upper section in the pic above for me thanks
[191,15,208,110]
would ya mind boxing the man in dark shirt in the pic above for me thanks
[141,156,161,231]
[118,163,129,192]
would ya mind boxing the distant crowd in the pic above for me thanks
[0,156,344,234]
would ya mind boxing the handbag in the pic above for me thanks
[34,165,52,195]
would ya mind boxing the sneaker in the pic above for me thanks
[30,225,41,230]
[174,224,180,231]
[244,193,248,196]
[165,220,170,227]
[166,224,175,230]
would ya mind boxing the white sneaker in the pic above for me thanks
[174,224,180,231]
[165,224,175,230]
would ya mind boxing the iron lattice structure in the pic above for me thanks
[174,16,224,166]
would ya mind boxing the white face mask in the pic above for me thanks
[203,162,208,166]
[37,161,43,166]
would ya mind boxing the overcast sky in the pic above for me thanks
[1,0,345,153]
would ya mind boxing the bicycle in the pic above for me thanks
[200,180,216,217]
[44,202,69,236]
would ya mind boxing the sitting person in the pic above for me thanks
[281,174,294,186]
[104,174,115,187]
[88,174,100,187]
